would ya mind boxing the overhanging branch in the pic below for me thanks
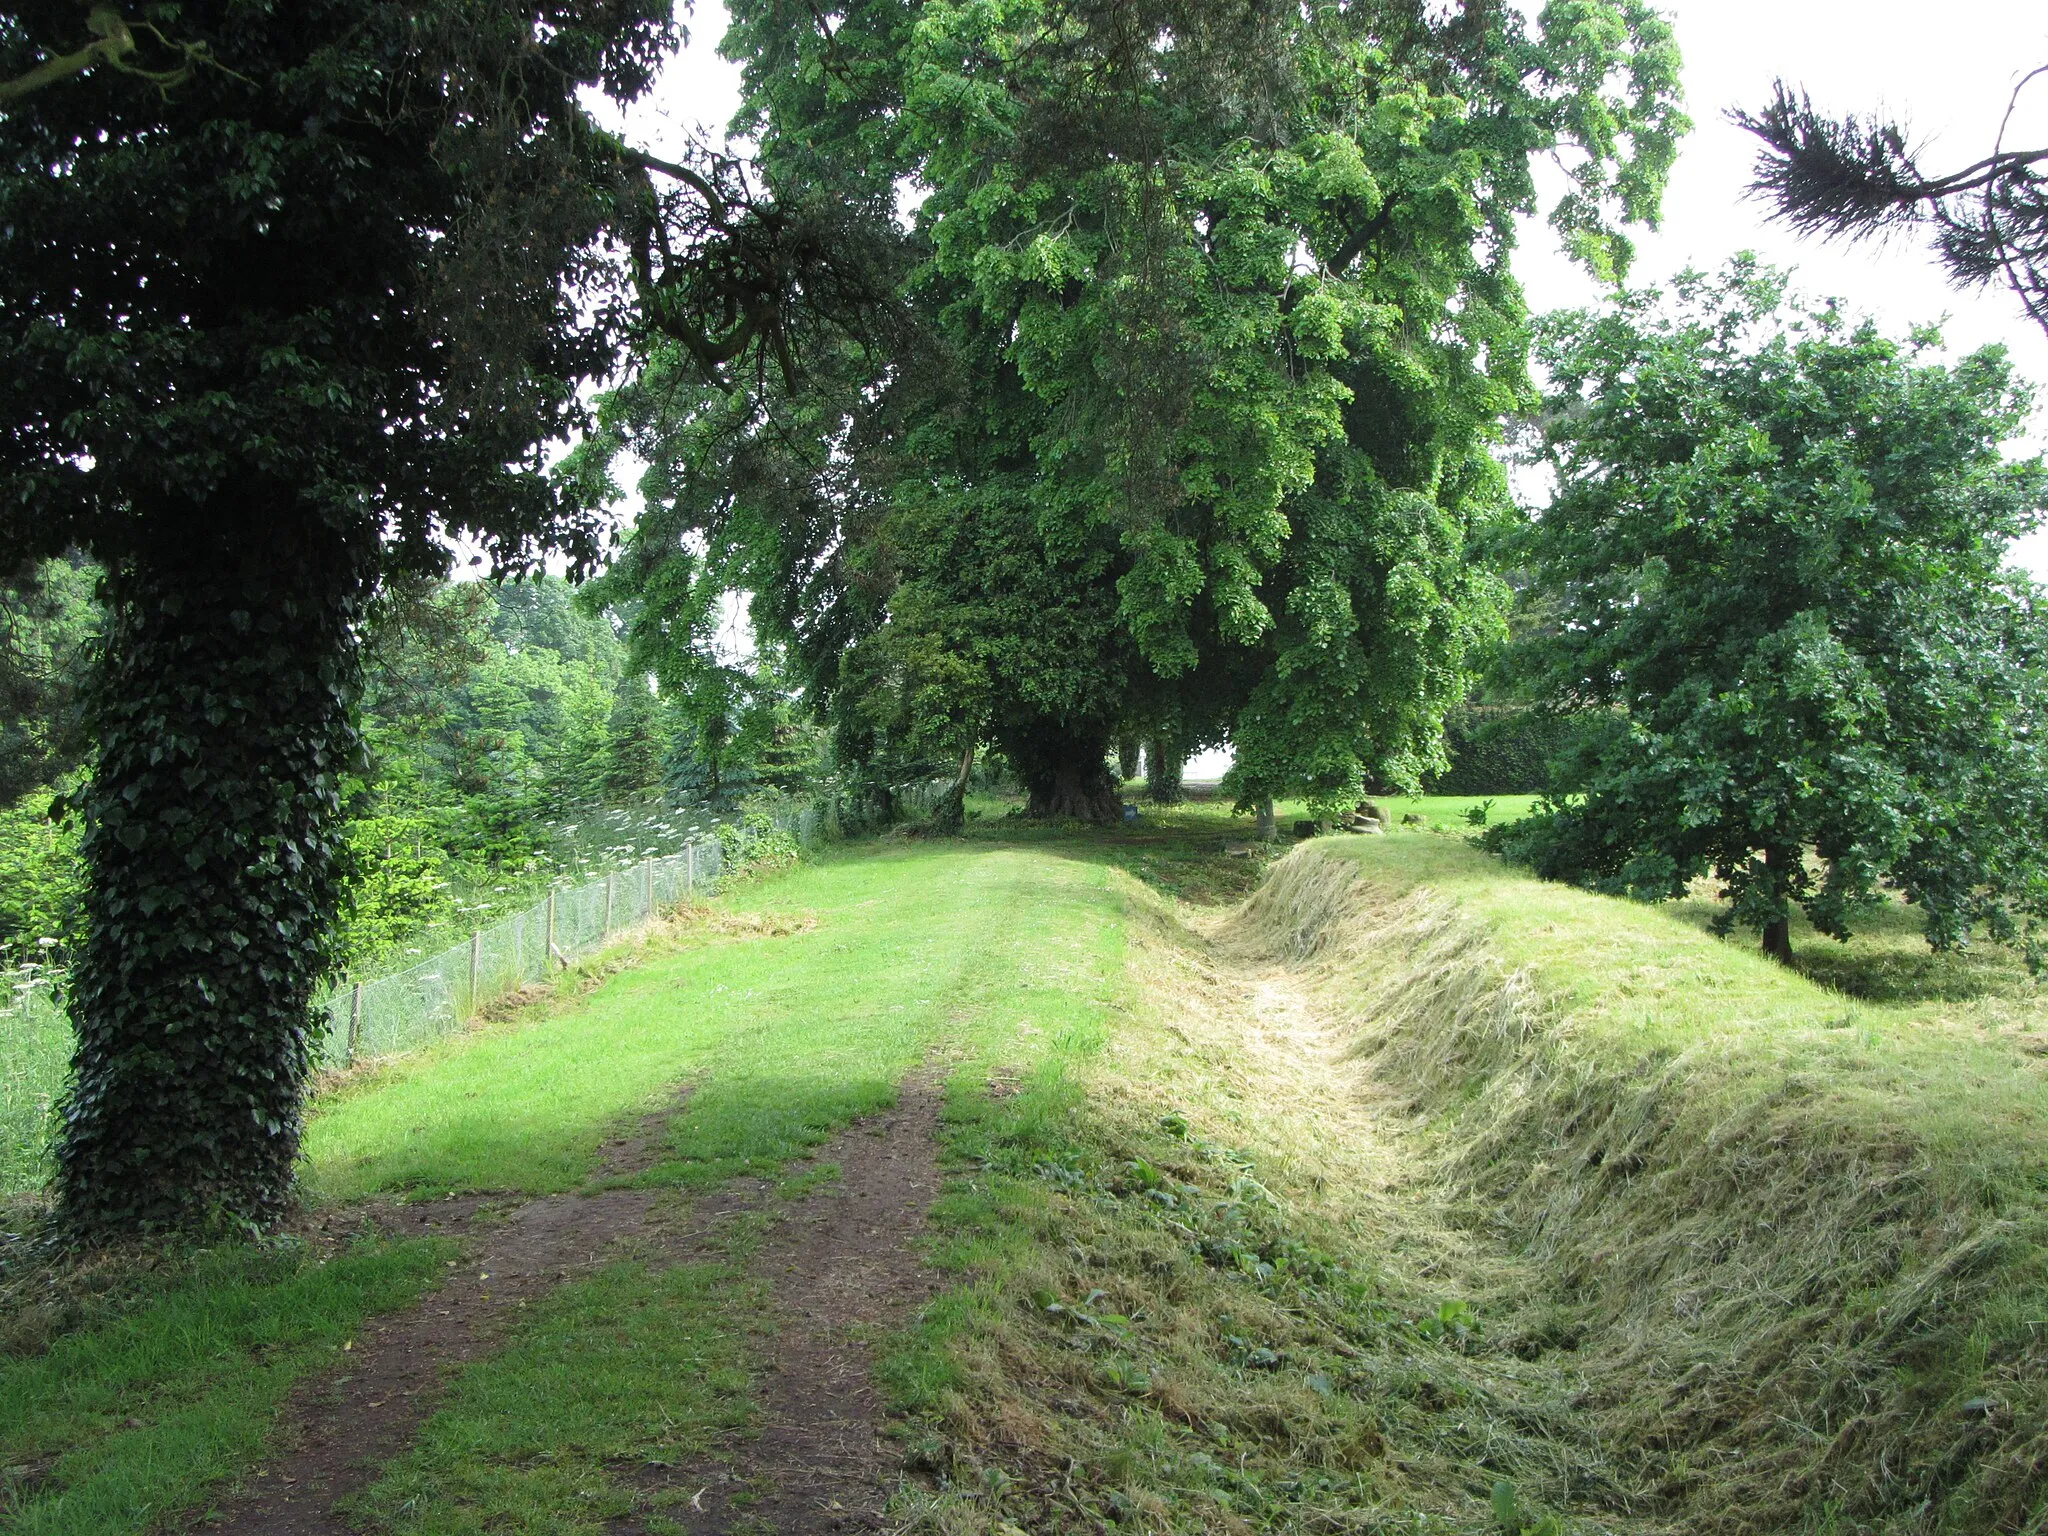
[0,5,231,111]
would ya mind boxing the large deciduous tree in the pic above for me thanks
[585,0,1687,822]
[0,0,685,1236]
[1496,261,2048,963]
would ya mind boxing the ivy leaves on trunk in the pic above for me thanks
[0,0,680,1237]
[58,518,369,1233]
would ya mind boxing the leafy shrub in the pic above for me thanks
[0,789,82,960]
[716,812,800,879]
[1426,707,1587,796]
[335,812,458,970]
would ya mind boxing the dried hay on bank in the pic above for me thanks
[1229,844,2048,1535]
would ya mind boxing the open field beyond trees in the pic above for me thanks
[4,806,2045,1535]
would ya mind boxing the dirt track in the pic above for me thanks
[194,1086,943,1536]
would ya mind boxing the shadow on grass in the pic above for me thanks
[955,797,1271,907]
[1668,891,2041,1007]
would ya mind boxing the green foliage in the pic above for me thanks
[1491,1479,1565,1536]
[336,576,707,970]
[714,811,801,881]
[0,984,68,1197]
[0,0,680,1236]
[0,789,81,961]
[0,555,98,807]
[1426,706,1587,796]
[334,810,457,970]
[1506,261,2048,959]
[588,0,1688,823]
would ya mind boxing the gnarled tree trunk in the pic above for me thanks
[1146,736,1184,805]
[1009,723,1122,824]
[56,504,372,1237]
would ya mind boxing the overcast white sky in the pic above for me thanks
[626,1,2048,773]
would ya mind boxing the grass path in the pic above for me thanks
[1,841,1130,1535]
[8,809,2047,1535]
[304,843,1121,1202]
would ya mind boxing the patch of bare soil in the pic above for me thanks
[191,1100,687,1536]
[647,1081,945,1536]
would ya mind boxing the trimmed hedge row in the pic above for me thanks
[1425,706,1583,796]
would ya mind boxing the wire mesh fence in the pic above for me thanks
[0,778,952,1190]
[314,780,961,1066]
[318,836,724,1067]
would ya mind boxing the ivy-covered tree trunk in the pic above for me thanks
[1011,724,1122,824]
[55,509,371,1236]
[1146,738,1185,806]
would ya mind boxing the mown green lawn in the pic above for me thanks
[2,841,1132,1535]
[9,810,2045,1536]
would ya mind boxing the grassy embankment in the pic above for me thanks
[5,799,2046,1534]
[884,803,2048,1533]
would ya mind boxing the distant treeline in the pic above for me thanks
[0,569,826,973]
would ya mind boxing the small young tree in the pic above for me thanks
[1502,262,2048,962]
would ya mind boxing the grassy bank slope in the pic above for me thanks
[1271,837,2048,1534]
[12,816,2046,1535]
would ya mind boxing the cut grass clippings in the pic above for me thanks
[881,858,1612,1536]
[876,813,2048,1536]
[1260,838,2048,1534]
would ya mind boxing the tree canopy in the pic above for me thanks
[1492,261,2048,963]
[0,0,693,1236]
[583,0,1688,823]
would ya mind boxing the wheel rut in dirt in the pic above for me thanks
[193,1101,687,1535]
[650,1078,946,1536]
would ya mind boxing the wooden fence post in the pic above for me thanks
[347,982,363,1065]
[604,871,615,935]
[546,888,558,968]
[644,856,654,915]
[467,931,480,1013]
[686,841,695,896]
